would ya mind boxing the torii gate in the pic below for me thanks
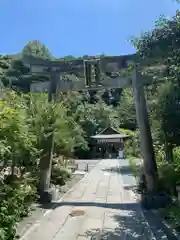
[22,54,158,204]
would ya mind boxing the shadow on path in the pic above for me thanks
[85,211,179,239]
[41,201,140,211]
[85,213,150,239]
[41,201,179,239]
[102,165,133,176]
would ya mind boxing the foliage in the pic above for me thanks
[55,100,88,156]
[129,158,140,178]
[129,6,180,211]
[120,128,141,158]
[0,180,36,240]
[151,81,180,152]
[21,40,53,60]
[0,90,89,238]
[117,89,136,130]
[0,55,12,82]
[0,92,38,238]
[132,11,180,153]
[0,92,39,173]
[74,101,119,140]
[51,165,71,186]
[161,204,180,231]
[1,59,32,92]
[28,93,88,158]
[101,88,123,106]
[157,162,179,193]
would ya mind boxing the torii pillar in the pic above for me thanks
[132,64,158,192]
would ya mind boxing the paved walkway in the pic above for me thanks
[20,159,155,240]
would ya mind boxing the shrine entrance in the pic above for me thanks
[91,127,129,159]
[24,53,159,200]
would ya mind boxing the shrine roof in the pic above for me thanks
[91,126,129,139]
[91,134,129,139]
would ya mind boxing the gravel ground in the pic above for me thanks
[16,159,100,238]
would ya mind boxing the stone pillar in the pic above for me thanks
[39,72,59,203]
[132,64,157,192]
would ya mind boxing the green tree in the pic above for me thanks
[132,11,180,162]
[116,88,136,130]
[0,91,38,175]
[0,55,12,84]
[2,60,32,92]
[21,40,53,59]
[29,93,88,158]
[74,101,119,139]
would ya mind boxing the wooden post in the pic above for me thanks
[39,71,59,203]
[132,64,158,192]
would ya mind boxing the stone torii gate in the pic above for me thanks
[22,54,158,204]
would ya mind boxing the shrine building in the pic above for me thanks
[91,126,130,159]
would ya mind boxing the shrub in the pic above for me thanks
[0,182,36,240]
[120,128,141,158]
[128,158,147,193]
[129,158,140,178]
[51,165,71,186]
[173,147,180,167]
[156,147,180,195]
[162,204,180,231]
[156,149,165,163]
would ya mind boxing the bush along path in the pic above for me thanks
[0,161,78,240]
[0,180,36,240]
[128,158,180,239]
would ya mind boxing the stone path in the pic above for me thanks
[20,159,156,240]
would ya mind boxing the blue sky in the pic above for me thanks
[0,0,179,57]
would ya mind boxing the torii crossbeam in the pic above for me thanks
[22,54,153,92]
